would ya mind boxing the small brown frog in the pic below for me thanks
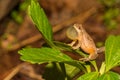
[66,24,98,61]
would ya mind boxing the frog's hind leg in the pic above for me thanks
[79,53,98,61]
[88,53,98,60]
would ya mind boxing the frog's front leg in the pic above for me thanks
[68,40,81,49]
[68,40,76,46]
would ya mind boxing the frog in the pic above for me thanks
[66,24,98,61]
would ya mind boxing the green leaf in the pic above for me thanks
[105,35,120,72]
[28,0,53,46]
[77,72,99,80]
[18,47,73,64]
[100,0,116,7]
[65,61,87,73]
[99,62,106,75]
[54,41,87,57]
[97,71,120,80]
[19,47,87,72]
[65,64,80,78]
[53,41,73,51]
[43,63,67,80]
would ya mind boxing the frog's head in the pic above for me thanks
[73,24,83,33]
[66,24,82,40]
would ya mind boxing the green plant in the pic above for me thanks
[11,0,30,24]
[99,0,120,29]
[19,0,120,79]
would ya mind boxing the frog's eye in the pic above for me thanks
[75,24,81,29]
[74,24,82,30]
[66,26,78,40]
